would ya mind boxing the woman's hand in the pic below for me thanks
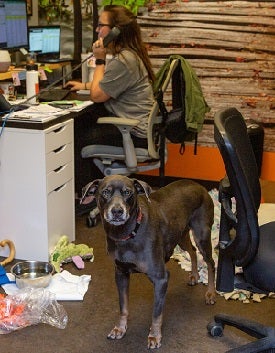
[65,80,85,91]
[92,38,107,60]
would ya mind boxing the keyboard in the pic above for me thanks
[37,58,72,63]
[38,88,71,102]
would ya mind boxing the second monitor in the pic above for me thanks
[28,25,63,63]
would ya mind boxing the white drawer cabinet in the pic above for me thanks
[0,118,75,261]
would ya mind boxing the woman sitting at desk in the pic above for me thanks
[66,5,155,198]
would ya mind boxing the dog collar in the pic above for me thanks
[118,207,143,241]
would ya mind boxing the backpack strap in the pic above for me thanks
[155,90,168,186]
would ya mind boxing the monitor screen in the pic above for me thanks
[0,0,29,50]
[28,26,61,55]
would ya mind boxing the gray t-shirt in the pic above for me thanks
[99,49,154,138]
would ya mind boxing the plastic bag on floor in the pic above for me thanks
[0,287,68,334]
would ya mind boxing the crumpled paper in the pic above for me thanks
[171,189,275,303]
[220,290,275,303]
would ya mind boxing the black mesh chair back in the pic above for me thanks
[214,107,261,292]
[208,107,275,353]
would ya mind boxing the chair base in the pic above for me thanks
[207,313,275,353]
[93,157,161,176]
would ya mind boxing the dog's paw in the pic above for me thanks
[147,334,162,349]
[187,272,199,286]
[205,290,216,305]
[107,325,127,340]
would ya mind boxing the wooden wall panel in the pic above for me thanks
[138,0,275,151]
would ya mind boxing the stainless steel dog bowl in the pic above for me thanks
[11,261,54,289]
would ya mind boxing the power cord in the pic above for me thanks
[0,110,12,137]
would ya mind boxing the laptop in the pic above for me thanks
[28,25,69,63]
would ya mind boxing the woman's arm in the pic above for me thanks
[65,69,110,101]
[90,65,110,102]
[66,39,111,101]
[89,38,111,102]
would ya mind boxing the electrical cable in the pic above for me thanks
[0,111,11,137]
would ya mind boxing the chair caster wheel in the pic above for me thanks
[86,216,97,228]
[207,321,224,337]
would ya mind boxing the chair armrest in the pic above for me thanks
[97,117,140,171]
[97,117,140,127]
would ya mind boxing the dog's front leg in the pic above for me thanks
[148,270,169,349]
[107,268,129,340]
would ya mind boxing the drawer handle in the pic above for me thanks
[54,165,66,173]
[54,183,67,192]
[53,125,66,134]
[54,145,66,153]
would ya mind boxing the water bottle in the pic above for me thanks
[26,64,39,104]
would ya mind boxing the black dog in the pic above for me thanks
[81,175,216,349]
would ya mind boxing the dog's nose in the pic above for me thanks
[111,206,124,218]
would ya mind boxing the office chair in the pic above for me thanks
[207,107,275,352]
[81,59,179,226]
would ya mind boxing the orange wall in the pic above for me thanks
[143,144,275,182]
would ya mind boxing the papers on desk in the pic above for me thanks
[2,100,94,122]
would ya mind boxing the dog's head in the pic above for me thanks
[81,175,152,226]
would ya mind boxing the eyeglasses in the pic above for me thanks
[97,23,112,29]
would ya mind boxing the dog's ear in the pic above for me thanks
[133,179,152,200]
[80,179,102,205]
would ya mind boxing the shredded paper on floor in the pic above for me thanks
[171,189,275,303]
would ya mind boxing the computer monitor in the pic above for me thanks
[0,0,29,50]
[28,25,61,60]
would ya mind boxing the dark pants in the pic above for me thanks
[74,103,147,196]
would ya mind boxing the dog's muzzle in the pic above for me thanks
[104,203,129,225]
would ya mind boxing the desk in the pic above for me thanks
[0,107,81,262]
[0,62,72,82]
[0,62,72,93]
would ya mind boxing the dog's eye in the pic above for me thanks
[121,189,132,197]
[102,189,111,198]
